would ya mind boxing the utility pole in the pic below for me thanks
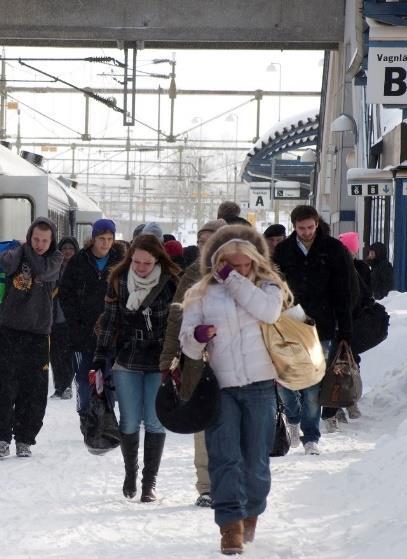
[233,165,238,202]
[0,50,6,139]
[197,157,203,230]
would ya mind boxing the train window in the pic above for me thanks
[76,223,92,248]
[0,197,33,241]
[48,208,70,241]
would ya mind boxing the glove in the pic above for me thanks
[213,263,234,282]
[194,325,216,343]
[91,359,106,375]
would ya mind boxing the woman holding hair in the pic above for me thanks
[179,225,291,555]
[93,234,179,502]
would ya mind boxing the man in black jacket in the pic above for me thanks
[367,242,393,300]
[0,217,63,458]
[59,219,122,425]
[273,206,357,454]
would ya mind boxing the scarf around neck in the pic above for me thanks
[126,264,162,311]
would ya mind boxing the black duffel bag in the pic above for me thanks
[351,301,389,355]
[156,350,220,434]
[83,389,120,455]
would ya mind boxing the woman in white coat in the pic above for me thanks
[179,224,291,555]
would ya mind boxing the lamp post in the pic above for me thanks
[266,62,282,122]
[225,113,239,202]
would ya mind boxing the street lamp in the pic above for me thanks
[266,62,282,122]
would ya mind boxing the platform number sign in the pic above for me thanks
[351,184,363,196]
[367,184,379,195]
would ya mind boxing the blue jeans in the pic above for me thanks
[113,370,165,435]
[205,380,276,527]
[276,340,331,445]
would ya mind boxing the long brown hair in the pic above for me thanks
[109,234,181,285]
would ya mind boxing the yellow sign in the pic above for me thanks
[7,101,18,110]
[247,211,256,226]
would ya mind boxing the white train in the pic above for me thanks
[0,145,103,246]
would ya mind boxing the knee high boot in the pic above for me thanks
[141,432,166,503]
[120,432,139,499]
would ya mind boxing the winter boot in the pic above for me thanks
[335,408,348,424]
[16,442,32,458]
[0,441,10,459]
[347,403,362,419]
[120,431,140,499]
[243,516,258,544]
[195,492,212,507]
[287,423,301,448]
[324,416,339,433]
[220,520,244,555]
[140,432,166,503]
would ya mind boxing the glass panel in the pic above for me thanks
[76,224,92,248]
[0,197,33,241]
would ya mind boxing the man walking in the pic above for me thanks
[0,218,63,458]
[273,206,356,454]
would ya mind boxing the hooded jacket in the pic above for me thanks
[179,225,283,389]
[368,242,393,300]
[53,236,80,325]
[0,217,63,334]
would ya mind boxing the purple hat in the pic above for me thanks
[92,219,116,238]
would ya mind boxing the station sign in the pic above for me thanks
[249,185,271,210]
[274,188,301,199]
[348,182,393,196]
[367,47,407,105]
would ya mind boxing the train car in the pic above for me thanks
[0,145,102,244]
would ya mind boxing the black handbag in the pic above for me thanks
[83,389,120,455]
[270,390,291,457]
[155,350,220,434]
[351,301,389,355]
[319,340,362,408]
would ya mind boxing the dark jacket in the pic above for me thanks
[368,242,393,300]
[53,237,80,325]
[59,245,122,352]
[353,259,373,314]
[0,217,63,335]
[94,269,177,372]
[160,260,203,399]
[273,228,358,342]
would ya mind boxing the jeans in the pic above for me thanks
[205,379,276,527]
[277,340,331,445]
[113,369,165,434]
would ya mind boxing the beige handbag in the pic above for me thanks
[261,310,326,390]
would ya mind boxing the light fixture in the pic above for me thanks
[330,113,358,145]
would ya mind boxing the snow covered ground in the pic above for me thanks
[2,292,407,559]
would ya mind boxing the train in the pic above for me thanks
[0,144,103,246]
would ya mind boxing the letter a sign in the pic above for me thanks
[249,186,271,210]
[367,47,407,104]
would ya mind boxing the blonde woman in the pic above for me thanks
[179,225,291,555]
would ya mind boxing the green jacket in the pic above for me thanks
[159,259,203,399]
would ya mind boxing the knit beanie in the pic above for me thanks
[338,231,359,254]
[197,218,226,239]
[142,222,164,243]
[92,218,116,238]
[164,240,183,258]
[132,223,145,239]
[264,224,286,238]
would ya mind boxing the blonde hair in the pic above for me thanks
[182,239,292,309]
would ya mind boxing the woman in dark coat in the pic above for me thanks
[93,234,179,502]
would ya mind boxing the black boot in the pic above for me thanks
[120,432,140,499]
[141,432,166,503]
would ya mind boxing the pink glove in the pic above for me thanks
[194,324,216,343]
[214,263,234,282]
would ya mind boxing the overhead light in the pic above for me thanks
[330,113,358,145]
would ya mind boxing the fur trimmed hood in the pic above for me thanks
[200,224,269,275]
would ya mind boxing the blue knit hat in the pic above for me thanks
[92,219,116,238]
[142,222,164,243]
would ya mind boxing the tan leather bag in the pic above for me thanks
[261,314,326,390]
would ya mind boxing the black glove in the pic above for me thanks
[92,359,106,374]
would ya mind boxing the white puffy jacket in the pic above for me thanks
[179,270,282,389]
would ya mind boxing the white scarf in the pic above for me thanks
[126,264,162,311]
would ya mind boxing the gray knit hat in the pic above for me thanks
[197,218,226,239]
[142,222,164,243]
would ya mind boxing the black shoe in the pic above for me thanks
[61,387,73,399]
[50,390,63,399]
[195,492,212,507]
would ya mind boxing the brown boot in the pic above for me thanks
[220,520,244,555]
[243,516,258,543]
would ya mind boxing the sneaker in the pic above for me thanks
[336,408,348,424]
[324,417,339,433]
[195,492,212,507]
[61,387,73,400]
[347,403,362,419]
[287,423,301,448]
[50,390,62,399]
[304,442,320,455]
[16,442,32,458]
[0,441,10,459]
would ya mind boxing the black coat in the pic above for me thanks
[273,228,358,342]
[368,242,393,300]
[59,246,122,352]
